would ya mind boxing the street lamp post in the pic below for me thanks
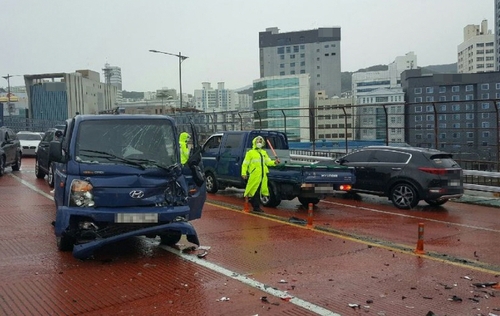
[149,49,188,109]
[2,74,12,115]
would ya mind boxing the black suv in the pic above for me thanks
[336,146,463,209]
[35,128,60,187]
[0,126,22,176]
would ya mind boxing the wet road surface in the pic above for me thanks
[1,158,499,315]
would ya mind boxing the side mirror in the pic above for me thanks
[49,141,65,163]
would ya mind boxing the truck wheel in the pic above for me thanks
[35,158,46,179]
[47,163,55,188]
[260,181,281,207]
[12,153,21,171]
[0,156,5,176]
[160,231,182,246]
[205,172,219,193]
[298,197,320,207]
[57,235,74,251]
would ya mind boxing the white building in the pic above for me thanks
[193,82,238,112]
[314,90,355,141]
[103,63,123,103]
[351,52,415,141]
[457,20,495,73]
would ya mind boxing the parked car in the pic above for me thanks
[35,128,60,187]
[0,126,22,176]
[17,131,42,156]
[336,146,463,209]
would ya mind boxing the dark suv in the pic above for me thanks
[336,146,463,209]
[0,126,22,176]
[35,128,60,187]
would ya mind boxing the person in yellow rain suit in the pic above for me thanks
[179,132,191,165]
[241,136,280,213]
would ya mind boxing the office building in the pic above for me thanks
[259,27,341,102]
[253,74,310,142]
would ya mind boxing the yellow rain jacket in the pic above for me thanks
[241,136,278,198]
[179,132,190,165]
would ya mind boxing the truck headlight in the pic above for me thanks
[70,179,95,207]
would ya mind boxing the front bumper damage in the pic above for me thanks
[71,221,199,260]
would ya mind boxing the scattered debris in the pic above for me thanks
[197,251,208,259]
[288,217,307,225]
[448,295,463,302]
[472,282,499,288]
[261,296,269,303]
[216,296,230,302]
[462,276,472,280]
[468,297,479,303]
[422,296,433,300]
[426,312,437,316]
[366,299,373,304]
[348,303,360,309]
[278,279,287,283]
[182,246,197,253]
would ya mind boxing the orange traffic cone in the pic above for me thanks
[415,222,425,254]
[243,197,250,213]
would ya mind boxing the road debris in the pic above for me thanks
[216,296,230,302]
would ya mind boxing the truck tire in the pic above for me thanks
[160,231,182,246]
[35,158,46,179]
[57,235,74,252]
[205,172,219,193]
[260,181,281,207]
[47,163,55,188]
[298,197,320,207]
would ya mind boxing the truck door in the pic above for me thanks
[218,132,245,185]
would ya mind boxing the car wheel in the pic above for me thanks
[12,153,21,171]
[260,181,281,207]
[35,158,46,179]
[0,156,5,176]
[159,231,182,246]
[57,235,74,251]
[47,163,55,188]
[205,172,218,193]
[298,197,320,207]
[424,199,448,206]
[390,183,419,209]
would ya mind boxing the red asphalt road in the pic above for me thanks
[0,158,499,315]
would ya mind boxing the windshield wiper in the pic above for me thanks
[127,158,181,174]
[79,149,146,169]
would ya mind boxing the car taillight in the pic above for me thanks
[418,167,447,175]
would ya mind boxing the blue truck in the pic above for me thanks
[49,114,206,259]
[201,130,355,207]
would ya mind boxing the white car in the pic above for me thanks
[17,131,42,157]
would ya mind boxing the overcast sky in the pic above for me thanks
[2,0,495,94]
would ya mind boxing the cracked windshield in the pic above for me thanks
[75,119,177,167]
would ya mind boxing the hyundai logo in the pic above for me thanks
[129,190,145,199]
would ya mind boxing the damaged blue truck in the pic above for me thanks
[49,114,206,260]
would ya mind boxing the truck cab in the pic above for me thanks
[49,114,206,259]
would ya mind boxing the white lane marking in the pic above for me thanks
[321,199,500,233]
[159,244,341,316]
[10,174,54,200]
[13,173,341,315]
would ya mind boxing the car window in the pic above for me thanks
[430,155,460,168]
[203,136,221,151]
[42,131,55,142]
[371,150,410,163]
[344,150,372,162]
[17,133,42,141]
[224,134,243,149]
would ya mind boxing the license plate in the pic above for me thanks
[449,179,460,186]
[115,213,158,223]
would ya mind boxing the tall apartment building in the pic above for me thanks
[24,70,117,121]
[457,20,495,73]
[253,74,310,142]
[495,0,500,71]
[193,82,238,112]
[103,63,123,103]
[259,27,341,102]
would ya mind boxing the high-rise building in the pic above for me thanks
[103,63,123,103]
[457,20,495,73]
[259,27,341,102]
[193,82,238,112]
[495,0,500,71]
